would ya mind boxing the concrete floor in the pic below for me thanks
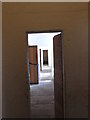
[30,66,55,118]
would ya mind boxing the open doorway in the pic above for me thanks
[26,31,64,118]
[43,50,48,65]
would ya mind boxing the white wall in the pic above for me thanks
[0,1,2,119]
[28,33,61,79]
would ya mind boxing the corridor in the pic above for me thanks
[30,66,55,118]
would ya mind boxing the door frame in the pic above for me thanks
[26,30,65,118]
[29,45,38,84]
[43,50,48,66]
[39,49,42,71]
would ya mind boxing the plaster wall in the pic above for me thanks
[0,1,2,119]
[2,3,88,118]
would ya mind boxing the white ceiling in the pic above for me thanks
[28,32,61,47]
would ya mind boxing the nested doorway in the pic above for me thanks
[43,50,48,66]
[26,30,65,118]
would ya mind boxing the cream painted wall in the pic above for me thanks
[2,3,88,118]
[0,1,2,119]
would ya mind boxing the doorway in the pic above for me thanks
[26,30,64,118]
[43,50,48,65]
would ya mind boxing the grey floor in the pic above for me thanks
[30,66,55,118]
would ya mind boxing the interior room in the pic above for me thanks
[2,2,88,119]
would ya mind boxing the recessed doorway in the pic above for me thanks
[43,50,48,65]
[26,30,64,118]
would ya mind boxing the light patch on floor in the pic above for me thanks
[40,73,51,79]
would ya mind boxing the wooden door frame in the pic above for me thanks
[26,30,65,118]
[29,45,38,84]
[39,49,42,71]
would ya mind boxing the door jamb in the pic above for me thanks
[26,30,65,118]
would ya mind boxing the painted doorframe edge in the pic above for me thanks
[26,29,66,118]
[0,1,2,119]
[61,31,66,119]
[26,33,30,84]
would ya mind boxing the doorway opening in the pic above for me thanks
[43,50,48,65]
[26,30,64,118]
